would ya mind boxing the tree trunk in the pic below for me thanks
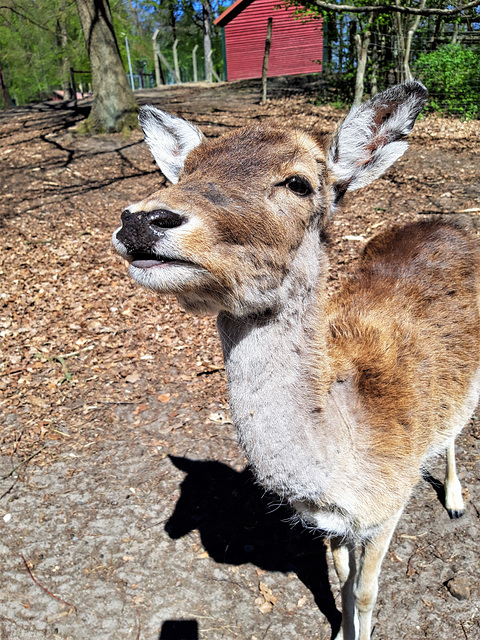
[59,0,74,100]
[338,14,343,73]
[403,0,426,81]
[393,0,426,84]
[202,0,213,83]
[74,0,138,132]
[451,22,459,44]
[429,15,443,50]
[353,19,371,106]
[261,18,273,104]
[370,32,378,97]
[0,58,13,110]
[394,3,406,83]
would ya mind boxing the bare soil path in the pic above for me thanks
[0,80,479,640]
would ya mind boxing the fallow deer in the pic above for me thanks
[112,82,480,640]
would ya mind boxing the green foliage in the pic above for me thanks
[0,0,89,107]
[414,44,480,119]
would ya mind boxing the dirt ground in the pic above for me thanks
[0,79,479,640]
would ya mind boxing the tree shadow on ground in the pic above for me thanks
[165,455,341,638]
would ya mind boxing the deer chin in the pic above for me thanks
[127,259,209,295]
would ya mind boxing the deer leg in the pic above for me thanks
[331,537,357,640]
[354,512,401,640]
[445,439,464,519]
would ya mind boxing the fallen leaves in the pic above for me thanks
[125,372,142,384]
[255,581,278,614]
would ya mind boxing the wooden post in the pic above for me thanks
[192,44,198,83]
[173,39,181,84]
[261,18,273,104]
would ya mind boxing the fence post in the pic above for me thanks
[192,44,199,82]
[261,18,273,103]
[208,51,221,82]
[173,39,182,84]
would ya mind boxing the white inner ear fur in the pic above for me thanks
[139,106,204,184]
[327,85,427,192]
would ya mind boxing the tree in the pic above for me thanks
[58,0,74,100]
[74,0,138,132]
[0,0,89,106]
[202,0,213,82]
[0,54,13,109]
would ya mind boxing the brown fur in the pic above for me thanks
[322,221,480,516]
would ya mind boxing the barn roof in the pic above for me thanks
[214,0,256,27]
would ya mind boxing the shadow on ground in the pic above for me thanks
[159,619,199,639]
[164,456,342,637]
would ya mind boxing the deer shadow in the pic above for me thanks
[165,455,341,637]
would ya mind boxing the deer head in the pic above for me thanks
[113,82,427,315]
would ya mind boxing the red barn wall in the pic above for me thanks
[222,0,323,81]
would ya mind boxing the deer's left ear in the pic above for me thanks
[139,106,204,184]
[327,81,428,199]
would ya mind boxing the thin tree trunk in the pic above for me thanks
[353,18,372,106]
[59,0,73,100]
[451,22,459,44]
[202,0,213,83]
[261,18,273,104]
[74,0,138,132]
[338,14,343,73]
[170,8,177,42]
[0,58,13,110]
[370,32,378,96]
[394,2,406,83]
[404,0,426,81]
[429,15,443,50]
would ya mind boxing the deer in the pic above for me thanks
[112,82,480,640]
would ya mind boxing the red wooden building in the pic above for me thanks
[214,0,323,81]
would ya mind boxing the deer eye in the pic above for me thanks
[284,176,313,197]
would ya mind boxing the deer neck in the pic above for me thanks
[217,230,340,503]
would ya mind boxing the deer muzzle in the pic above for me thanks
[116,208,185,255]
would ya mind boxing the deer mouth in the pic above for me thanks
[128,251,195,269]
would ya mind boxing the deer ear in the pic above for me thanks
[327,82,428,198]
[139,106,204,184]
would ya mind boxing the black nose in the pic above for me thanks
[117,208,184,254]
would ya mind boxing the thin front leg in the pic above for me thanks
[445,439,464,519]
[355,512,402,640]
[331,537,357,640]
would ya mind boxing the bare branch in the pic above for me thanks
[0,4,55,32]
[306,0,480,16]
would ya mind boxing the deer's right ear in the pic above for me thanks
[139,106,204,184]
